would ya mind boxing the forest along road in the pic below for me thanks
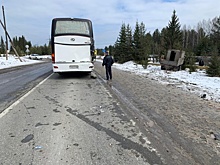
[0,62,52,113]
[94,60,220,165]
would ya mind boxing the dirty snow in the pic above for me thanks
[113,61,220,103]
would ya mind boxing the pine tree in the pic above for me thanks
[195,36,212,56]
[206,47,220,77]
[113,23,136,63]
[188,52,196,73]
[152,29,161,55]
[133,21,141,62]
[108,45,114,57]
[211,16,220,54]
[205,17,220,77]
[139,22,146,56]
[114,23,127,63]
[141,32,153,69]
[9,36,32,55]
[164,10,182,50]
[160,27,169,55]
[125,24,133,61]
[133,21,147,62]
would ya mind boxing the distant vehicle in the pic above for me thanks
[51,17,95,74]
[160,49,185,71]
[29,54,42,60]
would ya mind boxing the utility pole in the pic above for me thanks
[2,5,8,60]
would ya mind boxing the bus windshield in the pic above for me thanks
[55,20,90,36]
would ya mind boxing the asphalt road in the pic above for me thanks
[0,65,160,165]
[0,62,52,113]
[0,61,219,165]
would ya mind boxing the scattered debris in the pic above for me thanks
[53,123,62,126]
[147,120,154,127]
[201,94,206,98]
[90,72,97,79]
[210,132,220,140]
[35,122,49,127]
[73,143,79,146]
[21,134,34,143]
[130,119,136,126]
[34,146,43,150]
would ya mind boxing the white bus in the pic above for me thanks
[51,18,95,73]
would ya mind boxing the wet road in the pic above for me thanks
[0,62,52,113]
[0,70,160,165]
[0,61,219,164]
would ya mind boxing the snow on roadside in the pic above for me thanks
[0,55,45,69]
[113,61,220,103]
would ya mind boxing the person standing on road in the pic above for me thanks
[102,51,114,80]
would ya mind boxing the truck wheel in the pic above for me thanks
[174,66,181,71]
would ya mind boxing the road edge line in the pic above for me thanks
[0,73,53,118]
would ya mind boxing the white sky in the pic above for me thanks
[1,55,219,103]
[0,0,219,49]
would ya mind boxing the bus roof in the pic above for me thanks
[52,17,92,22]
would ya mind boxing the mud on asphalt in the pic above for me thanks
[94,61,220,165]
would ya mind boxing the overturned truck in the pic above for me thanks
[160,49,185,71]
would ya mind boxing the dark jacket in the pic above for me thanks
[102,55,114,67]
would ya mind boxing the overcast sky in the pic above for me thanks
[0,0,219,49]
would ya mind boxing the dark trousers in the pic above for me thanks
[105,65,112,80]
